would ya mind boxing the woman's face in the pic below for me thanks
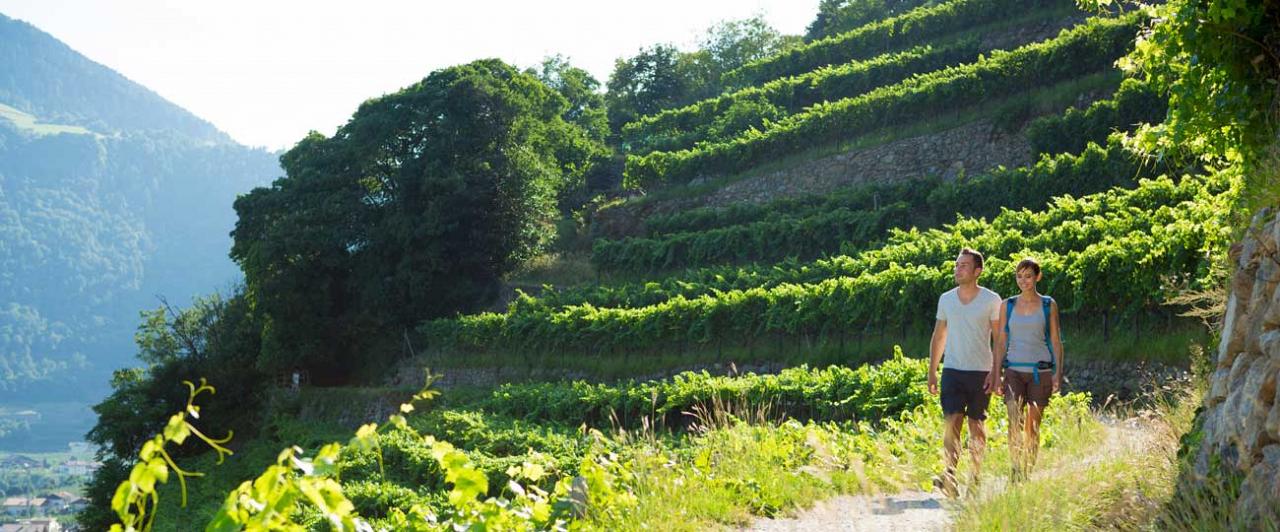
[1015,267,1041,292]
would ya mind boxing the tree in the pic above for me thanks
[528,55,610,144]
[606,44,695,137]
[231,59,600,379]
[804,0,935,42]
[699,16,800,80]
[1096,0,1279,211]
[606,17,799,139]
[81,291,266,532]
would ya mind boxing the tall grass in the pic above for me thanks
[585,392,1095,530]
[954,344,1278,530]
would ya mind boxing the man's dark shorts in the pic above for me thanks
[941,368,991,420]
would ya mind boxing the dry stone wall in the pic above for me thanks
[1196,207,1280,523]
[592,119,1033,239]
[701,119,1030,208]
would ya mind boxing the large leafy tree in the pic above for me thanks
[606,17,798,139]
[528,55,610,144]
[1105,0,1280,211]
[231,59,599,380]
[606,44,696,137]
[696,16,801,82]
[804,0,935,41]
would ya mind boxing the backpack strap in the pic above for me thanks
[1001,297,1016,371]
[1041,295,1054,358]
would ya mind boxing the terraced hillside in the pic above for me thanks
[414,3,1200,380]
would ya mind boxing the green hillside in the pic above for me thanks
[77,0,1280,530]
[0,13,281,451]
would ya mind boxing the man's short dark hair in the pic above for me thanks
[959,248,984,270]
[1016,258,1041,275]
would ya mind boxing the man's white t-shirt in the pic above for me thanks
[936,286,1002,371]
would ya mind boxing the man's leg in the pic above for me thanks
[941,412,965,497]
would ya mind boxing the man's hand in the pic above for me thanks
[928,370,939,395]
[984,371,1001,395]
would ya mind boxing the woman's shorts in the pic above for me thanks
[941,368,991,420]
[1003,368,1053,409]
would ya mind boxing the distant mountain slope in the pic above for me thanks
[0,13,230,144]
[0,12,279,442]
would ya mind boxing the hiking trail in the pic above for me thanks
[745,414,1151,531]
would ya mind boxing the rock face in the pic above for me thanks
[1196,207,1280,523]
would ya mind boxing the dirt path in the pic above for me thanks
[746,491,949,532]
[745,415,1151,531]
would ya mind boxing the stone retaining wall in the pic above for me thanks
[1194,207,1280,523]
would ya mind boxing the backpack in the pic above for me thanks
[1001,295,1055,384]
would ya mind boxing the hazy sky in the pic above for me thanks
[0,1,820,150]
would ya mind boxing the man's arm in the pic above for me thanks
[991,299,1006,371]
[985,296,1003,394]
[929,319,947,395]
[986,315,1002,393]
[1050,300,1064,393]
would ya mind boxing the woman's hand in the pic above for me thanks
[1051,373,1061,394]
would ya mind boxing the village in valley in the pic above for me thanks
[0,444,97,531]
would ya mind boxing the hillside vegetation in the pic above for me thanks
[77,0,1280,530]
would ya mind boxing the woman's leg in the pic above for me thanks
[1025,400,1045,469]
[1023,371,1052,471]
[1003,369,1029,480]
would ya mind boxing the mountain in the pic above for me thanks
[0,12,281,449]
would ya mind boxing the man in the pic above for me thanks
[928,248,1002,498]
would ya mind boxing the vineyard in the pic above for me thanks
[86,0,1270,529]
[423,173,1230,356]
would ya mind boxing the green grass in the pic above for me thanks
[0,103,93,136]
[586,391,1096,530]
[623,70,1122,207]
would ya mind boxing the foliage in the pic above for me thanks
[230,59,604,380]
[482,350,928,428]
[107,379,233,532]
[622,37,987,154]
[527,55,611,145]
[604,16,797,137]
[804,0,939,41]
[593,136,1170,275]
[80,291,267,532]
[591,202,910,274]
[725,0,1074,88]
[1100,0,1280,211]
[626,15,1142,188]
[1025,77,1168,156]
[422,174,1233,355]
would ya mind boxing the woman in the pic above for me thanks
[993,258,1064,481]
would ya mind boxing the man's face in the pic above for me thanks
[954,254,979,285]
